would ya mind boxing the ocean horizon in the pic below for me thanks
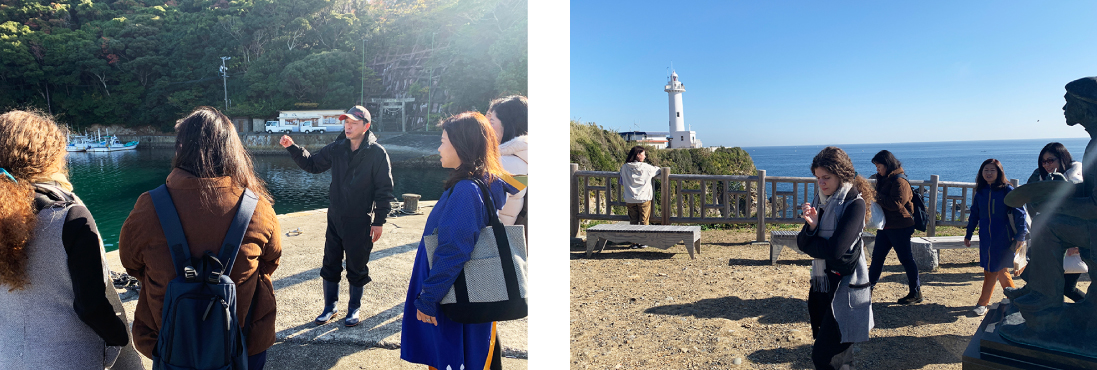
[743,137,1090,184]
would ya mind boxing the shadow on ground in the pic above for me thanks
[644,296,808,325]
[871,302,966,329]
[748,334,968,369]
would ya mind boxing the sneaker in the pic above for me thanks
[897,290,923,305]
[973,305,989,316]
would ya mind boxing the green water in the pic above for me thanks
[67,148,449,252]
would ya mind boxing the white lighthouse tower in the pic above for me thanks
[664,71,700,148]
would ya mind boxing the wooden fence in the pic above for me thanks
[570,163,1018,242]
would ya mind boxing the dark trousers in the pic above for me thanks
[868,226,919,290]
[320,214,375,286]
[248,350,267,370]
[1065,273,1086,302]
[809,273,855,370]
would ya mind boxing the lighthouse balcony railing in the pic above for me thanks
[570,163,1011,242]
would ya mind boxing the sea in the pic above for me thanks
[743,138,1091,184]
[67,148,450,252]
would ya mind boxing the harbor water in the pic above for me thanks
[68,147,449,251]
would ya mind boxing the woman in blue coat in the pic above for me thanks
[401,112,517,370]
[964,159,1028,316]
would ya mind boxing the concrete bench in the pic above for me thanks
[769,230,877,265]
[911,236,979,271]
[585,224,701,259]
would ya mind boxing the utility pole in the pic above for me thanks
[426,32,434,130]
[220,56,231,111]
[361,37,366,105]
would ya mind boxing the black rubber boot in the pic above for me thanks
[315,280,339,325]
[897,288,923,305]
[345,284,364,327]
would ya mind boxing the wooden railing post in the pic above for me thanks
[661,167,671,226]
[927,175,939,237]
[570,163,579,238]
[757,169,766,242]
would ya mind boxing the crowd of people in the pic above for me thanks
[615,78,1097,369]
[0,95,528,370]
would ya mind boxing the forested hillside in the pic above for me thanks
[0,0,526,130]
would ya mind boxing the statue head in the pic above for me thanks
[1064,77,1097,130]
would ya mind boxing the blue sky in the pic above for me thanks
[571,1,1097,147]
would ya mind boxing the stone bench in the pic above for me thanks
[769,230,877,265]
[911,235,979,271]
[585,223,701,259]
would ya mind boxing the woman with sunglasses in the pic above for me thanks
[1024,142,1085,302]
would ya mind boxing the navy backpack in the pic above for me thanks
[149,185,258,370]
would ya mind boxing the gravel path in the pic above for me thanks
[570,228,1089,369]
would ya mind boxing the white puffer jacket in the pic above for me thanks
[499,135,528,225]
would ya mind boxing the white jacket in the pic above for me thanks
[620,162,661,203]
[499,135,528,225]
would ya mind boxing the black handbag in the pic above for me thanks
[424,178,528,323]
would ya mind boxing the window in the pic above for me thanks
[677,112,680,117]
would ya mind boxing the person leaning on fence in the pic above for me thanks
[279,105,395,327]
[488,95,528,229]
[620,146,662,225]
[119,106,282,369]
[964,158,1027,316]
[1020,142,1085,302]
[0,110,142,370]
[400,112,518,370]
[796,146,875,370]
[866,150,923,304]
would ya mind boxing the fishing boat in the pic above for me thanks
[86,135,139,152]
[66,134,97,152]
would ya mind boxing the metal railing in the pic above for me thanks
[570,163,1016,242]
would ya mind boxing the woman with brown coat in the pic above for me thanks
[866,150,922,304]
[119,107,282,369]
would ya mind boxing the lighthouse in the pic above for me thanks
[664,71,700,148]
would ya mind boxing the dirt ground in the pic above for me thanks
[569,227,1090,370]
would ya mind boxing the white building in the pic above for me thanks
[617,131,669,149]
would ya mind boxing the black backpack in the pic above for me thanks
[910,185,929,232]
[149,185,258,370]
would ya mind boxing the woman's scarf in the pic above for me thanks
[811,182,854,292]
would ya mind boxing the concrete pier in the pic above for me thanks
[105,201,528,369]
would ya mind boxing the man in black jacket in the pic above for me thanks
[279,105,394,327]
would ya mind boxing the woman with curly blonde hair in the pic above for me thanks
[0,110,140,369]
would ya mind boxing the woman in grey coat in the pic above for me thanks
[797,147,875,370]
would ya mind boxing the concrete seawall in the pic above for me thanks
[104,202,527,369]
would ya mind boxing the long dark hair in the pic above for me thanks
[173,106,272,209]
[625,146,646,163]
[440,112,508,190]
[0,109,68,291]
[488,95,528,144]
[975,158,1008,192]
[811,146,875,222]
[1037,142,1073,177]
[871,150,903,176]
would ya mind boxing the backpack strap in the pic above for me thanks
[216,188,259,275]
[149,185,194,279]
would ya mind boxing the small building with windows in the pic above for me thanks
[618,131,669,149]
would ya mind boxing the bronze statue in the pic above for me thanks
[998,77,1097,356]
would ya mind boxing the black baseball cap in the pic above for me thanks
[339,105,371,123]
